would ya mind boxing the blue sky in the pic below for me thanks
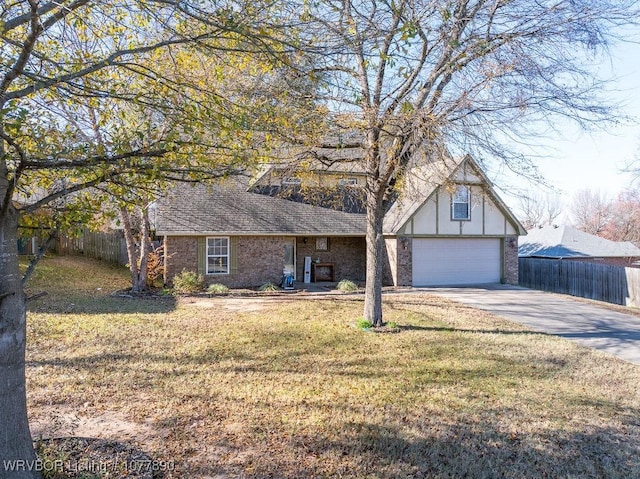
[495,33,640,218]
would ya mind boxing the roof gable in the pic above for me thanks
[383,155,525,235]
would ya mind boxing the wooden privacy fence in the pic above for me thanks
[56,229,128,266]
[519,257,640,307]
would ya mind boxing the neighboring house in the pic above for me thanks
[519,225,640,262]
[156,155,526,288]
[518,225,640,306]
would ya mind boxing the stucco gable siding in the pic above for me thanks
[384,156,525,237]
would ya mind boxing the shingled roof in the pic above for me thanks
[155,178,366,236]
[519,225,640,258]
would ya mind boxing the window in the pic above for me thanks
[452,185,470,220]
[206,237,229,274]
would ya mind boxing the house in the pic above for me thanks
[518,225,640,306]
[519,225,640,263]
[382,156,525,286]
[156,155,526,288]
[156,178,368,288]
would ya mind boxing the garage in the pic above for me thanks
[412,238,501,286]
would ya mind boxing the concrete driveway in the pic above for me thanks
[423,285,640,366]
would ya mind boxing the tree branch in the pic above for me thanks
[3,0,85,32]
[0,0,42,99]
[0,130,27,212]
[5,33,217,102]
[372,0,404,107]
[26,292,48,302]
[20,172,122,213]
[21,148,170,170]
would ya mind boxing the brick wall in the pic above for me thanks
[231,236,292,288]
[164,235,367,288]
[384,237,413,286]
[295,236,366,282]
[396,237,413,286]
[164,236,198,284]
[383,238,397,286]
[503,235,519,284]
[164,234,515,287]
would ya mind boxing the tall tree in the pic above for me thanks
[571,188,612,235]
[602,189,640,245]
[282,0,638,326]
[518,191,563,230]
[0,1,307,475]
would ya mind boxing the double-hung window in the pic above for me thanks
[206,237,229,274]
[452,185,471,220]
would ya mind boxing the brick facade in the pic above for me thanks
[165,234,518,288]
[230,236,294,288]
[396,237,413,286]
[382,237,412,286]
[295,236,366,282]
[164,235,366,288]
[383,238,397,286]
[503,235,519,285]
[164,236,198,283]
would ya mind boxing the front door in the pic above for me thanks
[284,238,296,279]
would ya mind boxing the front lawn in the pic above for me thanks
[25,256,640,478]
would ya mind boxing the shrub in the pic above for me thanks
[172,269,204,294]
[258,282,280,292]
[146,246,165,288]
[336,279,358,292]
[207,283,229,294]
[356,317,373,329]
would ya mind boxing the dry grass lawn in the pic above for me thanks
[25,256,640,478]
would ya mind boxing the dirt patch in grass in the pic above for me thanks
[25,256,640,478]
[31,406,160,443]
[179,296,269,313]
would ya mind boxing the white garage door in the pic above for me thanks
[412,238,501,286]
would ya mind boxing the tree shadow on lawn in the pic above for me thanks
[183,415,640,479]
[24,314,574,384]
[27,319,640,478]
[398,324,546,336]
[27,294,177,315]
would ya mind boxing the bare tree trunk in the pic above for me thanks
[119,207,141,293]
[363,186,385,328]
[0,203,41,478]
[120,206,152,293]
[137,206,151,292]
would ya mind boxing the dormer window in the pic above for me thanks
[452,185,470,220]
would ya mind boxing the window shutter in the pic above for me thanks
[230,237,238,274]
[197,237,206,276]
